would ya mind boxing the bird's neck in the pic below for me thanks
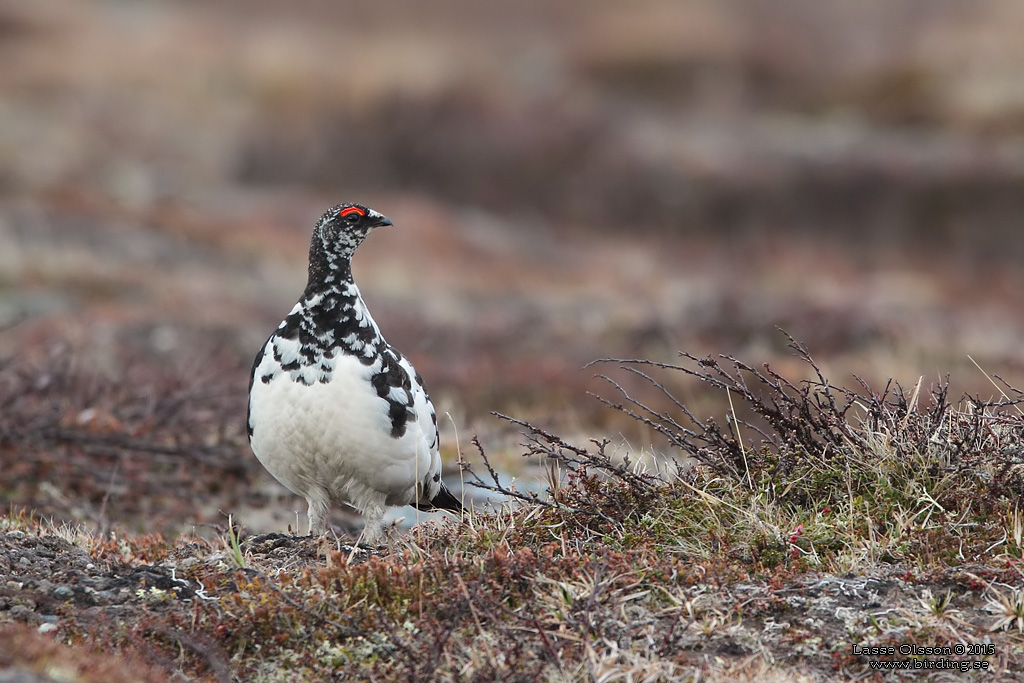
[306,233,356,296]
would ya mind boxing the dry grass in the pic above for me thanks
[3,340,1024,680]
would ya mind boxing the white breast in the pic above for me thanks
[248,347,437,513]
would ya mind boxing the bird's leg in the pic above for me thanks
[358,504,386,547]
[306,496,330,536]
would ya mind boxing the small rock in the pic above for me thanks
[53,586,74,600]
[18,557,30,566]
[7,605,36,623]
[177,557,199,569]
[37,622,58,634]
[0,666,51,682]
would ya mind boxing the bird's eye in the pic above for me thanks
[338,206,365,222]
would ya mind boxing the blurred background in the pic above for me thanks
[2,0,1024,533]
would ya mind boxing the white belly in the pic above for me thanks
[248,352,433,512]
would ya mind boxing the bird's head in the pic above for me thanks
[315,203,394,255]
[307,202,394,289]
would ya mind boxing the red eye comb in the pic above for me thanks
[339,206,365,218]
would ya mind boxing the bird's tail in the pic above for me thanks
[416,481,463,512]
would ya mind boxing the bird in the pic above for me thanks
[247,202,462,544]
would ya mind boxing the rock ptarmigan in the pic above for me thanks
[247,203,462,544]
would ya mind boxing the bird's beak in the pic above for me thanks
[370,212,393,228]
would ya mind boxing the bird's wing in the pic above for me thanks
[396,353,446,503]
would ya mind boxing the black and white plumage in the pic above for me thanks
[247,202,462,544]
